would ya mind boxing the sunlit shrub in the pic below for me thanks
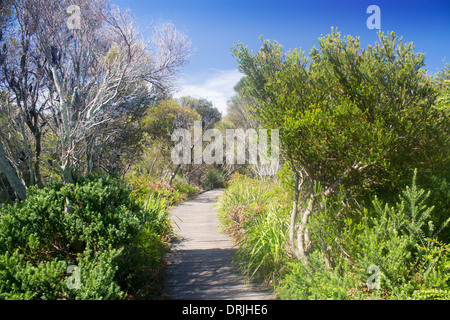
[0,175,172,299]
[218,172,450,300]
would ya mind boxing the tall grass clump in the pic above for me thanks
[234,200,291,284]
[217,173,291,284]
[118,192,172,299]
[142,193,172,237]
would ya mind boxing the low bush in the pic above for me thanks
[276,178,450,300]
[117,192,173,299]
[203,169,224,189]
[0,174,172,300]
[218,172,450,300]
[172,179,202,202]
[127,174,200,206]
[277,251,358,300]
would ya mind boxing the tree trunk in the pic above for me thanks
[61,164,74,214]
[62,164,74,185]
[289,169,315,265]
[0,138,27,200]
[34,130,43,188]
[169,164,181,186]
[289,170,301,259]
[296,189,314,263]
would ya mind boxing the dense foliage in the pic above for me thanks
[217,173,450,300]
[0,174,188,299]
[0,0,448,301]
[0,1,204,300]
[217,29,450,300]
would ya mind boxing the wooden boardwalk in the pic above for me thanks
[165,189,273,300]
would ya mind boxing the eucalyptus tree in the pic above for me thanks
[140,97,200,184]
[225,78,267,178]
[22,0,191,184]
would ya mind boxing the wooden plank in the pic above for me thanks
[165,189,273,300]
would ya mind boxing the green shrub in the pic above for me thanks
[277,251,357,300]
[0,250,67,300]
[128,175,174,204]
[0,174,172,300]
[348,172,450,299]
[117,229,167,299]
[218,172,450,300]
[127,174,200,206]
[282,172,449,300]
[172,181,201,201]
[413,238,450,299]
[203,169,224,189]
[66,247,123,300]
[115,192,172,299]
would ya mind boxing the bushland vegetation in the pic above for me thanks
[217,30,450,300]
[0,0,208,300]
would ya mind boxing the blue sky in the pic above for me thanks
[110,0,450,114]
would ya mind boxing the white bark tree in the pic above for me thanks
[23,0,191,184]
[0,0,49,189]
[0,0,31,200]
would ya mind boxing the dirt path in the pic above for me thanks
[165,189,273,300]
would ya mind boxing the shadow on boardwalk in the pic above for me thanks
[165,189,273,300]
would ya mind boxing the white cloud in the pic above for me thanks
[173,69,243,115]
